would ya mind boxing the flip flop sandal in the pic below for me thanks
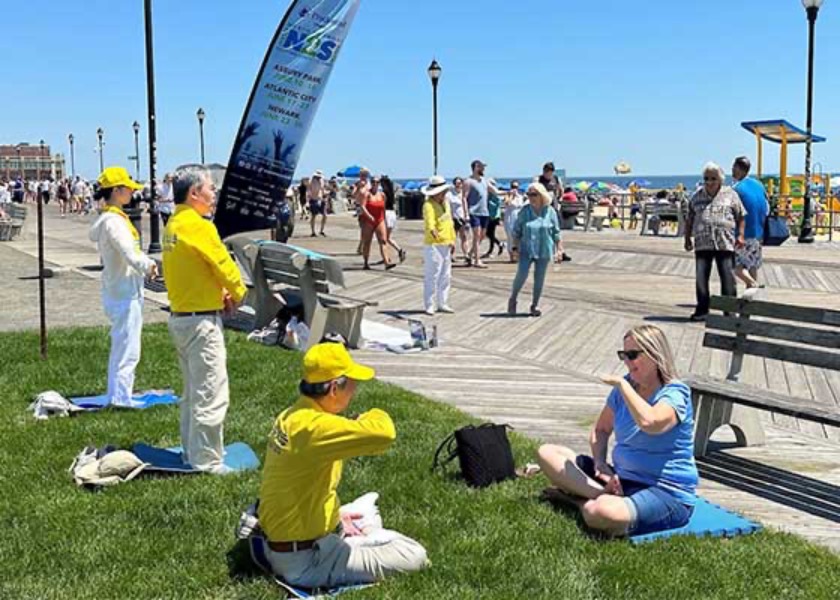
[515,463,541,479]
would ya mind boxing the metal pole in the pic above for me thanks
[199,119,206,164]
[37,141,47,359]
[144,0,162,253]
[799,5,819,243]
[133,125,141,181]
[97,131,104,172]
[432,80,439,175]
[69,135,76,178]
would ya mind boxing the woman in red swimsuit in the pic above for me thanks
[360,176,395,270]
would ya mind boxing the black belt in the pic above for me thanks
[170,310,222,318]
[267,539,318,553]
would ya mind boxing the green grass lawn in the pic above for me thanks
[1,324,839,600]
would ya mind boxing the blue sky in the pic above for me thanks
[3,0,839,180]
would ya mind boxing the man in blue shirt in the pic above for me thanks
[731,156,769,292]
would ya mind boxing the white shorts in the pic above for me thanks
[385,210,397,231]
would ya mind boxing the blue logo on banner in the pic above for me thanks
[283,30,339,62]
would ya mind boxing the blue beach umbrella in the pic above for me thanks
[340,165,363,177]
[629,179,651,188]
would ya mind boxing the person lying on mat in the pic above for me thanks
[536,325,698,536]
[258,343,428,588]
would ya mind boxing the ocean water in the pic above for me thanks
[394,175,702,191]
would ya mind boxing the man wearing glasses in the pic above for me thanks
[684,162,745,322]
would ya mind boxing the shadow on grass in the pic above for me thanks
[226,539,264,581]
[698,449,840,523]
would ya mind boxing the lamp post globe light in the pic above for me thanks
[427,59,442,175]
[68,133,75,179]
[798,0,824,243]
[132,120,141,181]
[197,107,206,164]
[96,127,105,173]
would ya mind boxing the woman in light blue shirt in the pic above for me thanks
[508,182,561,317]
[536,325,698,537]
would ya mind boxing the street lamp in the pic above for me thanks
[16,145,22,179]
[38,140,44,181]
[798,0,824,243]
[427,59,442,175]
[197,107,206,164]
[144,0,162,253]
[96,127,105,172]
[36,139,47,359]
[132,121,141,180]
[68,134,75,178]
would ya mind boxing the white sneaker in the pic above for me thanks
[742,287,759,300]
[438,305,455,314]
[424,307,436,316]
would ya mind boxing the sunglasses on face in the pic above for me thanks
[704,177,720,182]
[617,349,644,361]
[527,191,539,197]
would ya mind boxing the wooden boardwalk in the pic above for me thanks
[298,216,840,552]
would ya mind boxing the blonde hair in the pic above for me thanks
[702,162,725,182]
[527,182,552,208]
[624,325,678,384]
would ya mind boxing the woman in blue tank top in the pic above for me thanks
[534,325,698,537]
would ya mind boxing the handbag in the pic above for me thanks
[432,423,516,488]
[763,214,790,247]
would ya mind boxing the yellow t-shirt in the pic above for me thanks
[162,205,246,312]
[423,199,456,246]
[258,397,396,542]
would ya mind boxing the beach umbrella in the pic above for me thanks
[340,165,363,177]
[629,178,651,188]
[573,181,592,192]
[590,181,612,192]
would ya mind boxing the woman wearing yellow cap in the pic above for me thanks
[89,166,158,407]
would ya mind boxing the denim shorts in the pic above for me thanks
[469,214,489,229]
[576,455,693,536]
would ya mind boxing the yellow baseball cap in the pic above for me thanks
[303,343,375,384]
[97,166,144,191]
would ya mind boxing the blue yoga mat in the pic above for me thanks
[70,390,179,410]
[630,497,761,544]
[248,536,372,598]
[132,442,260,473]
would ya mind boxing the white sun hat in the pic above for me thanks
[421,175,450,196]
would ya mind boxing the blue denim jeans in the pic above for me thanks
[576,455,693,536]
[510,257,550,308]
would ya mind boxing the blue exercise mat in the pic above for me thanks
[630,497,761,544]
[132,442,260,473]
[248,536,372,599]
[70,390,179,410]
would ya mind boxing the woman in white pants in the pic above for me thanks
[89,167,157,407]
[421,176,456,315]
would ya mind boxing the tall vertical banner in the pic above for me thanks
[215,0,361,239]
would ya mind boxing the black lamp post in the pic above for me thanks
[16,145,22,179]
[68,134,75,178]
[427,59,442,175]
[96,127,105,172]
[144,0,162,253]
[132,121,141,180]
[798,0,824,244]
[37,139,47,359]
[197,108,206,164]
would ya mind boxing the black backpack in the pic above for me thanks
[432,423,516,488]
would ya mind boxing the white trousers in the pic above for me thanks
[167,315,229,471]
[104,296,144,406]
[266,494,428,589]
[423,245,452,310]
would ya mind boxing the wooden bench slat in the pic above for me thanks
[685,374,840,428]
[263,269,301,287]
[710,296,840,327]
[704,332,840,372]
[706,314,840,349]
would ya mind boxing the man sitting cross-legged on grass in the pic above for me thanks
[258,342,428,588]
[536,325,698,537]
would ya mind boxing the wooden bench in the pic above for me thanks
[0,204,27,241]
[685,295,840,457]
[558,200,585,230]
[584,205,611,232]
[639,203,684,237]
[225,235,373,349]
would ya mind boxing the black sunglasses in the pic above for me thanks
[617,350,644,361]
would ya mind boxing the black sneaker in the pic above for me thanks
[561,253,572,262]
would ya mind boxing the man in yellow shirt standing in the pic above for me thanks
[258,343,428,588]
[421,175,456,315]
[162,167,246,473]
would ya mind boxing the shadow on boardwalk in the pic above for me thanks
[699,450,840,524]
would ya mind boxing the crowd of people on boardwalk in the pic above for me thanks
[0,175,96,216]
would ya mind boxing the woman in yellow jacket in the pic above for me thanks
[421,176,456,315]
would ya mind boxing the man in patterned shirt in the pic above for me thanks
[684,162,745,321]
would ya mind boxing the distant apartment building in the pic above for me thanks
[0,143,66,180]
